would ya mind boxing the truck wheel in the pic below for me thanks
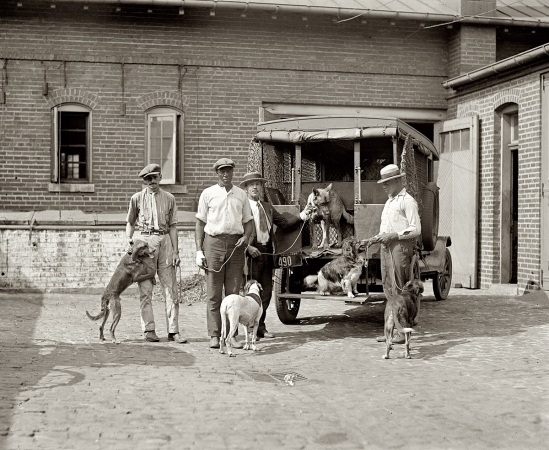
[274,268,300,324]
[433,248,452,300]
[421,182,439,252]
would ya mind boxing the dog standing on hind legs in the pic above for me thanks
[382,279,423,359]
[86,240,156,344]
[219,280,263,357]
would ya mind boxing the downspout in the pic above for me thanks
[40,1,549,28]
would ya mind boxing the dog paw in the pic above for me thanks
[405,355,411,359]
[346,292,355,298]
[219,349,225,354]
[382,354,389,359]
[229,353,236,358]
[243,344,250,350]
[112,340,120,344]
[251,345,258,351]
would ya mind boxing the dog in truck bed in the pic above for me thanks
[303,237,365,298]
[306,183,354,249]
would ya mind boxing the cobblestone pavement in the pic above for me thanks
[1,285,548,450]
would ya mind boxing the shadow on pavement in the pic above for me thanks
[0,292,194,450]
[259,292,549,359]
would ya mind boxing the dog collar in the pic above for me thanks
[247,292,262,306]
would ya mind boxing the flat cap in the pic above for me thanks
[213,158,235,171]
[139,163,161,178]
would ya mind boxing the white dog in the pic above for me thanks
[219,280,263,357]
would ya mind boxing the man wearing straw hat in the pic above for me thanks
[240,171,312,339]
[195,158,254,349]
[369,164,421,344]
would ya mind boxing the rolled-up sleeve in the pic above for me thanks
[126,194,139,225]
[398,197,421,240]
[195,190,208,223]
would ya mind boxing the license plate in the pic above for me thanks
[274,252,302,268]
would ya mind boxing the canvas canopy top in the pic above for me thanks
[255,116,440,160]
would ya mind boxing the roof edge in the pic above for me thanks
[36,1,549,28]
[443,43,549,89]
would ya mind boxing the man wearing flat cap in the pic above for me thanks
[241,172,312,339]
[370,163,421,343]
[195,158,254,349]
[126,163,186,343]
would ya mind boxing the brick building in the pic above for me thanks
[1,0,549,292]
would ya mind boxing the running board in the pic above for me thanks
[278,292,373,305]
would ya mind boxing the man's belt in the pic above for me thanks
[140,230,168,236]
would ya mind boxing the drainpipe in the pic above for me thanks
[41,1,549,28]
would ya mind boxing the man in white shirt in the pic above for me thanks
[240,172,311,339]
[195,158,254,349]
[370,164,421,343]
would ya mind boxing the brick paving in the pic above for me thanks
[1,285,548,450]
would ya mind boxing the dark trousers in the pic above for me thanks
[380,239,414,300]
[204,233,245,337]
[247,241,274,332]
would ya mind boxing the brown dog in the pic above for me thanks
[86,240,156,343]
[304,237,365,297]
[307,184,354,249]
[382,279,423,360]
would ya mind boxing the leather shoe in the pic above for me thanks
[258,331,275,339]
[168,333,187,344]
[209,337,220,349]
[230,337,244,349]
[144,331,160,342]
[376,335,405,344]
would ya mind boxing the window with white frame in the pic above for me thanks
[51,104,91,183]
[146,108,183,185]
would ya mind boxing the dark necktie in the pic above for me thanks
[258,202,269,233]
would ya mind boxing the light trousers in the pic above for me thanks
[137,234,179,334]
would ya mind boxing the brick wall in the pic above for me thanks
[447,73,542,292]
[0,227,197,291]
[448,25,496,78]
[0,3,449,212]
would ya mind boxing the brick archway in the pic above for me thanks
[137,91,188,112]
[46,88,98,109]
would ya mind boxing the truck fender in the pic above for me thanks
[421,236,451,275]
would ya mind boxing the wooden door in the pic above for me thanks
[434,116,479,288]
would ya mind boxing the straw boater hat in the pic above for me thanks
[377,164,405,184]
[240,171,267,187]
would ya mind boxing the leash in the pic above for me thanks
[250,220,308,257]
[200,244,249,273]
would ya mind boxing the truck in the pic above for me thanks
[247,116,452,324]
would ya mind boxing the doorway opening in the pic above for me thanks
[500,104,519,284]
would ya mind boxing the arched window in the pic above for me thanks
[51,104,92,184]
[145,107,184,185]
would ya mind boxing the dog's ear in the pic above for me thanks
[132,242,146,261]
[256,281,263,292]
[325,183,332,192]
[312,188,319,196]
[243,279,252,293]
[342,239,354,258]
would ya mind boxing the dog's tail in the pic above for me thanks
[392,307,414,334]
[342,209,354,225]
[303,274,318,289]
[86,296,108,321]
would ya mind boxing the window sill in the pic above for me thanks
[161,184,188,194]
[48,183,95,193]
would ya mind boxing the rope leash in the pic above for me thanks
[200,244,249,274]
